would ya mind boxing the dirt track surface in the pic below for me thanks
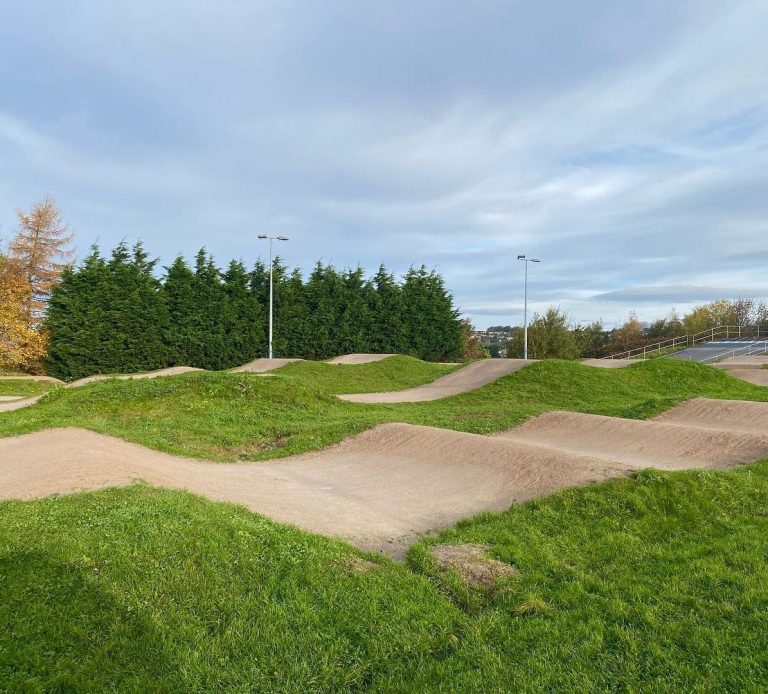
[327,354,397,365]
[724,369,768,386]
[0,425,624,556]
[4,398,768,556]
[0,375,63,383]
[0,395,45,413]
[655,397,768,434]
[498,410,768,467]
[715,356,768,369]
[581,359,636,368]
[229,358,302,373]
[339,359,534,403]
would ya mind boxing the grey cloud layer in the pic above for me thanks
[0,0,766,328]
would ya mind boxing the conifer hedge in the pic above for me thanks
[44,242,464,380]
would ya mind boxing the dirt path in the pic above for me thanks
[498,410,768,467]
[0,375,63,383]
[229,358,303,372]
[326,354,397,364]
[339,359,534,403]
[0,395,45,413]
[724,369,768,386]
[654,397,768,434]
[3,398,768,557]
[580,359,636,368]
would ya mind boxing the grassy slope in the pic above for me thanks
[3,464,768,691]
[0,358,765,460]
[0,380,54,397]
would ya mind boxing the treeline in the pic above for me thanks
[505,298,768,360]
[45,242,465,380]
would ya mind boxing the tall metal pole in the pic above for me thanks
[268,237,274,359]
[523,259,528,360]
[258,234,289,360]
[517,255,540,360]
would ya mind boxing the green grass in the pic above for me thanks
[0,379,55,397]
[1,358,766,460]
[274,355,457,393]
[4,464,768,691]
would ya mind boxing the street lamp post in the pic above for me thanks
[517,255,541,360]
[257,235,290,359]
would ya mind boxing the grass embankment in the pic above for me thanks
[1,357,765,460]
[3,464,768,690]
[0,380,55,398]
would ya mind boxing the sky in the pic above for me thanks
[1,1,766,329]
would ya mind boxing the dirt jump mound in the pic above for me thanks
[339,359,533,403]
[229,358,302,373]
[326,354,397,365]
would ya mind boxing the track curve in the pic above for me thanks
[339,359,534,403]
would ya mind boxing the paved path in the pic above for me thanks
[339,359,534,403]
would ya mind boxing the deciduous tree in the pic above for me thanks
[0,255,47,371]
[9,197,74,326]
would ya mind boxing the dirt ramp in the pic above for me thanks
[715,356,768,369]
[0,395,45,413]
[499,411,768,468]
[327,354,396,365]
[230,358,302,373]
[340,359,533,403]
[655,398,768,435]
[581,359,635,368]
[724,369,768,386]
[0,375,63,383]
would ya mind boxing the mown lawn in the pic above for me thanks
[0,357,765,460]
[3,462,768,691]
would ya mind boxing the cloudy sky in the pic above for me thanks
[1,1,766,328]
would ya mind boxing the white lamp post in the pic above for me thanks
[257,235,290,359]
[517,255,541,360]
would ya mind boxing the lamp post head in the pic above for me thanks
[531,258,541,263]
[257,234,267,239]
[517,255,526,260]
[277,236,290,241]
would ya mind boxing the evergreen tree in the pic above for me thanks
[162,256,199,366]
[336,267,372,355]
[45,246,109,380]
[191,249,226,369]
[100,241,168,373]
[401,266,462,361]
[45,242,467,376]
[275,268,309,358]
[367,265,405,353]
[304,262,342,359]
[222,259,263,366]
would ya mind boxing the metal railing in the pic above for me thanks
[604,325,768,360]
[698,340,768,364]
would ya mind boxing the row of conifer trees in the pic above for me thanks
[44,242,465,380]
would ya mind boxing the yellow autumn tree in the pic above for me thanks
[9,197,74,327]
[0,255,48,371]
